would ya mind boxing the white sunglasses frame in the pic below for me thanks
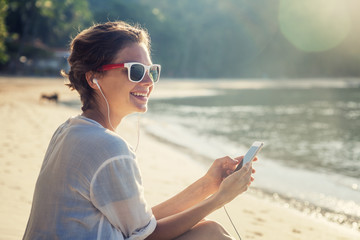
[99,62,161,83]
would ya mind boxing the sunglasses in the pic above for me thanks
[98,62,161,83]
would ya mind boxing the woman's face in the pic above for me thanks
[97,42,154,120]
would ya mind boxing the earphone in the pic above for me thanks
[95,80,238,236]
[92,78,141,152]
[92,78,115,131]
[93,78,100,87]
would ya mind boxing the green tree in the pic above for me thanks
[34,0,92,47]
[0,0,8,63]
[7,0,92,47]
[5,0,92,73]
[3,0,359,77]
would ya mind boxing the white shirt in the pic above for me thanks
[23,115,156,240]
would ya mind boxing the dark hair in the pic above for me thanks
[61,21,150,111]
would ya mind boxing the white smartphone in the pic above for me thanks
[235,141,264,171]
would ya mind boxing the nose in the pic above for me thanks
[140,70,154,86]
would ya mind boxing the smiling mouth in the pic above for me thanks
[130,92,148,98]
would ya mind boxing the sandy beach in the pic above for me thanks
[0,76,359,240]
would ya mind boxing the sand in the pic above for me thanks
[0,76,359,240]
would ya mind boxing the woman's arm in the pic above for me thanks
[146,161,253,240]
[151,156,241,220]
[151,175,214,220]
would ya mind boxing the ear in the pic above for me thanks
[85,71,98,90]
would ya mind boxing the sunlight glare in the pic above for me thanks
[278,0,351,52]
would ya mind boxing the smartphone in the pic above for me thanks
[235,141,264,171]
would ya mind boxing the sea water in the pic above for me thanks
[145,79,360,230]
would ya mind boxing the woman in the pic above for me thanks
[23,21,255,240]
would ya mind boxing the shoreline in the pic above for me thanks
[144,126,360,232]
[1,77,359,239]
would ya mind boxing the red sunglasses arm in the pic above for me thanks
[98,63,125,71]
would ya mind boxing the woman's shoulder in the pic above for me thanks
[64,115,136,158]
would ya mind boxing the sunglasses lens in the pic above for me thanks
[149,65,160,82]
[130,64,145,82]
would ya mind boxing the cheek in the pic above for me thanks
[116,80,135,94]
[108,84,131,105]
[149,86,154,95]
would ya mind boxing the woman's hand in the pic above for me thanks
[149,156,257,239]
[214,162,254,205]
[202,156,243,194]
[202,156,257,198]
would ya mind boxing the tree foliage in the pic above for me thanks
[2,0,359,77]
[0,0,8,63]
[7,0,91,47]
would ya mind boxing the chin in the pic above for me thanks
[135,105,148,113]
[140,107,148,113]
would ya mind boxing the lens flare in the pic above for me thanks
[278,0,351,52]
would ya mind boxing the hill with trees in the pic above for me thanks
[2,0,359,78]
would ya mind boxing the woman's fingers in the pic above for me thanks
[234,156,244,162]
[238,162,252,176]
[229,156,242,171]
[240,163,253,185]
[216,162,255,204]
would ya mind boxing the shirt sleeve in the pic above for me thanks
[90,155,156,239]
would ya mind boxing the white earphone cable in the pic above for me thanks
[95,80,115,132]
[94,79,141,152]
[134,115,140,152]
[95,81,239,238]
[223,205,242,240]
